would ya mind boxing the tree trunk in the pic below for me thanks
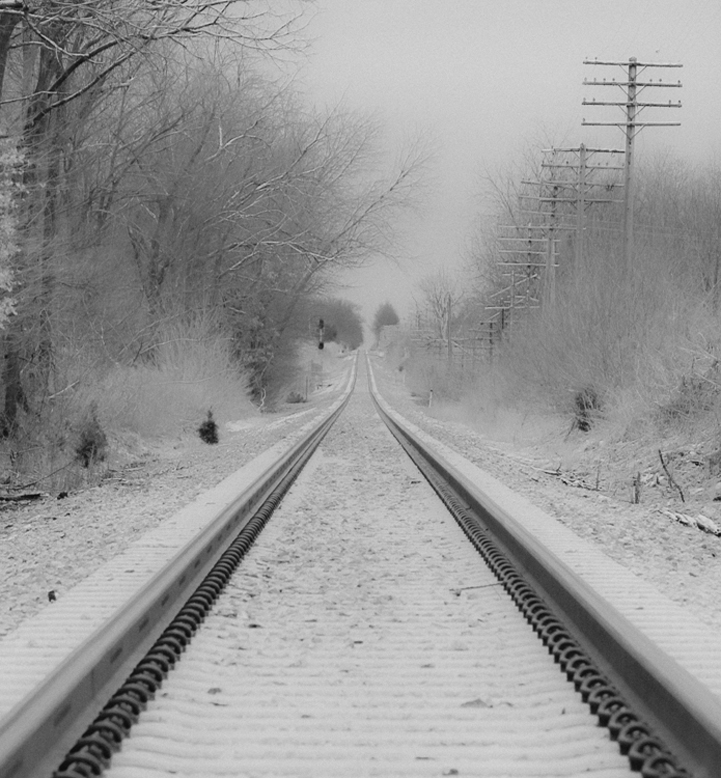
[1,327,27,437]
[2,39,65,434]
[0,11,21,109]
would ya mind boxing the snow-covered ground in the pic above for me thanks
[0,351,352,638]
[2,348,720,644]
[371,356,721,635]
[102,372,631,778]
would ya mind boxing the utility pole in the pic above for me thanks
[582,57,682,270]
[544,181,558,309]
[535,145,624,267]
[445,293,453,366]
[577,143,587,266]
[516,146,623,300]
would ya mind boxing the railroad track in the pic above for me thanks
[1,353,721,777]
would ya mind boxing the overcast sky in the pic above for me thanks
[294,1,721,323]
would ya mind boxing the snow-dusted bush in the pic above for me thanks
[87,316,255,437]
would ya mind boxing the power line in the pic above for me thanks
[583,57,682,270]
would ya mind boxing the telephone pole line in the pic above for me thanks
[582,57,682,270]
[526,145,624,267]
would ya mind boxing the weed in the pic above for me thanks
[659,370,719,422]
[573,387,601,432]
[75,405,108,466]
[198,410,219,444]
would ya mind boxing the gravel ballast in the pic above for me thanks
[102,367,631,778]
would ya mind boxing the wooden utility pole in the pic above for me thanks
[622,58,638,268]
[517,146,622,301]
[544,181,558,309]
[582,57,682,271]
[576,143,587,266]
[536,145,624,266]
[445,293,453,365]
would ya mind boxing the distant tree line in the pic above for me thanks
[372,302,400,344]
[410,142,721,424]
[311,299,364,351]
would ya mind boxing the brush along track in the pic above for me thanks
[0,354,720,777]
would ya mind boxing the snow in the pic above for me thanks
[2,349,720,646]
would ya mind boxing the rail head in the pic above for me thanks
[0,354,357,778]
[367,353,721,778]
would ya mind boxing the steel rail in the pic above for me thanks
[0,356,357,778]
[367,355,721,778]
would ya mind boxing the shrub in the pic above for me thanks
[658,366,720,422]
[198,410,219,444]
[0,314,256,491]
[573,387,601,432]
[488,241,718,428]
[83,316,255,437]
[75,405,108,466]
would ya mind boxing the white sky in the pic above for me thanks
[294,1,721,324]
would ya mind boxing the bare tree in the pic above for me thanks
[38,46,423,401]
[0,1,306,434]
[416,267,464,339]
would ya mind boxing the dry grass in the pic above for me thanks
[480,242,721,432]
[395,239,721,453]
[84,318,255,437]
[0,316,255,493]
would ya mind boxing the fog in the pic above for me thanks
[296,0,721,322]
